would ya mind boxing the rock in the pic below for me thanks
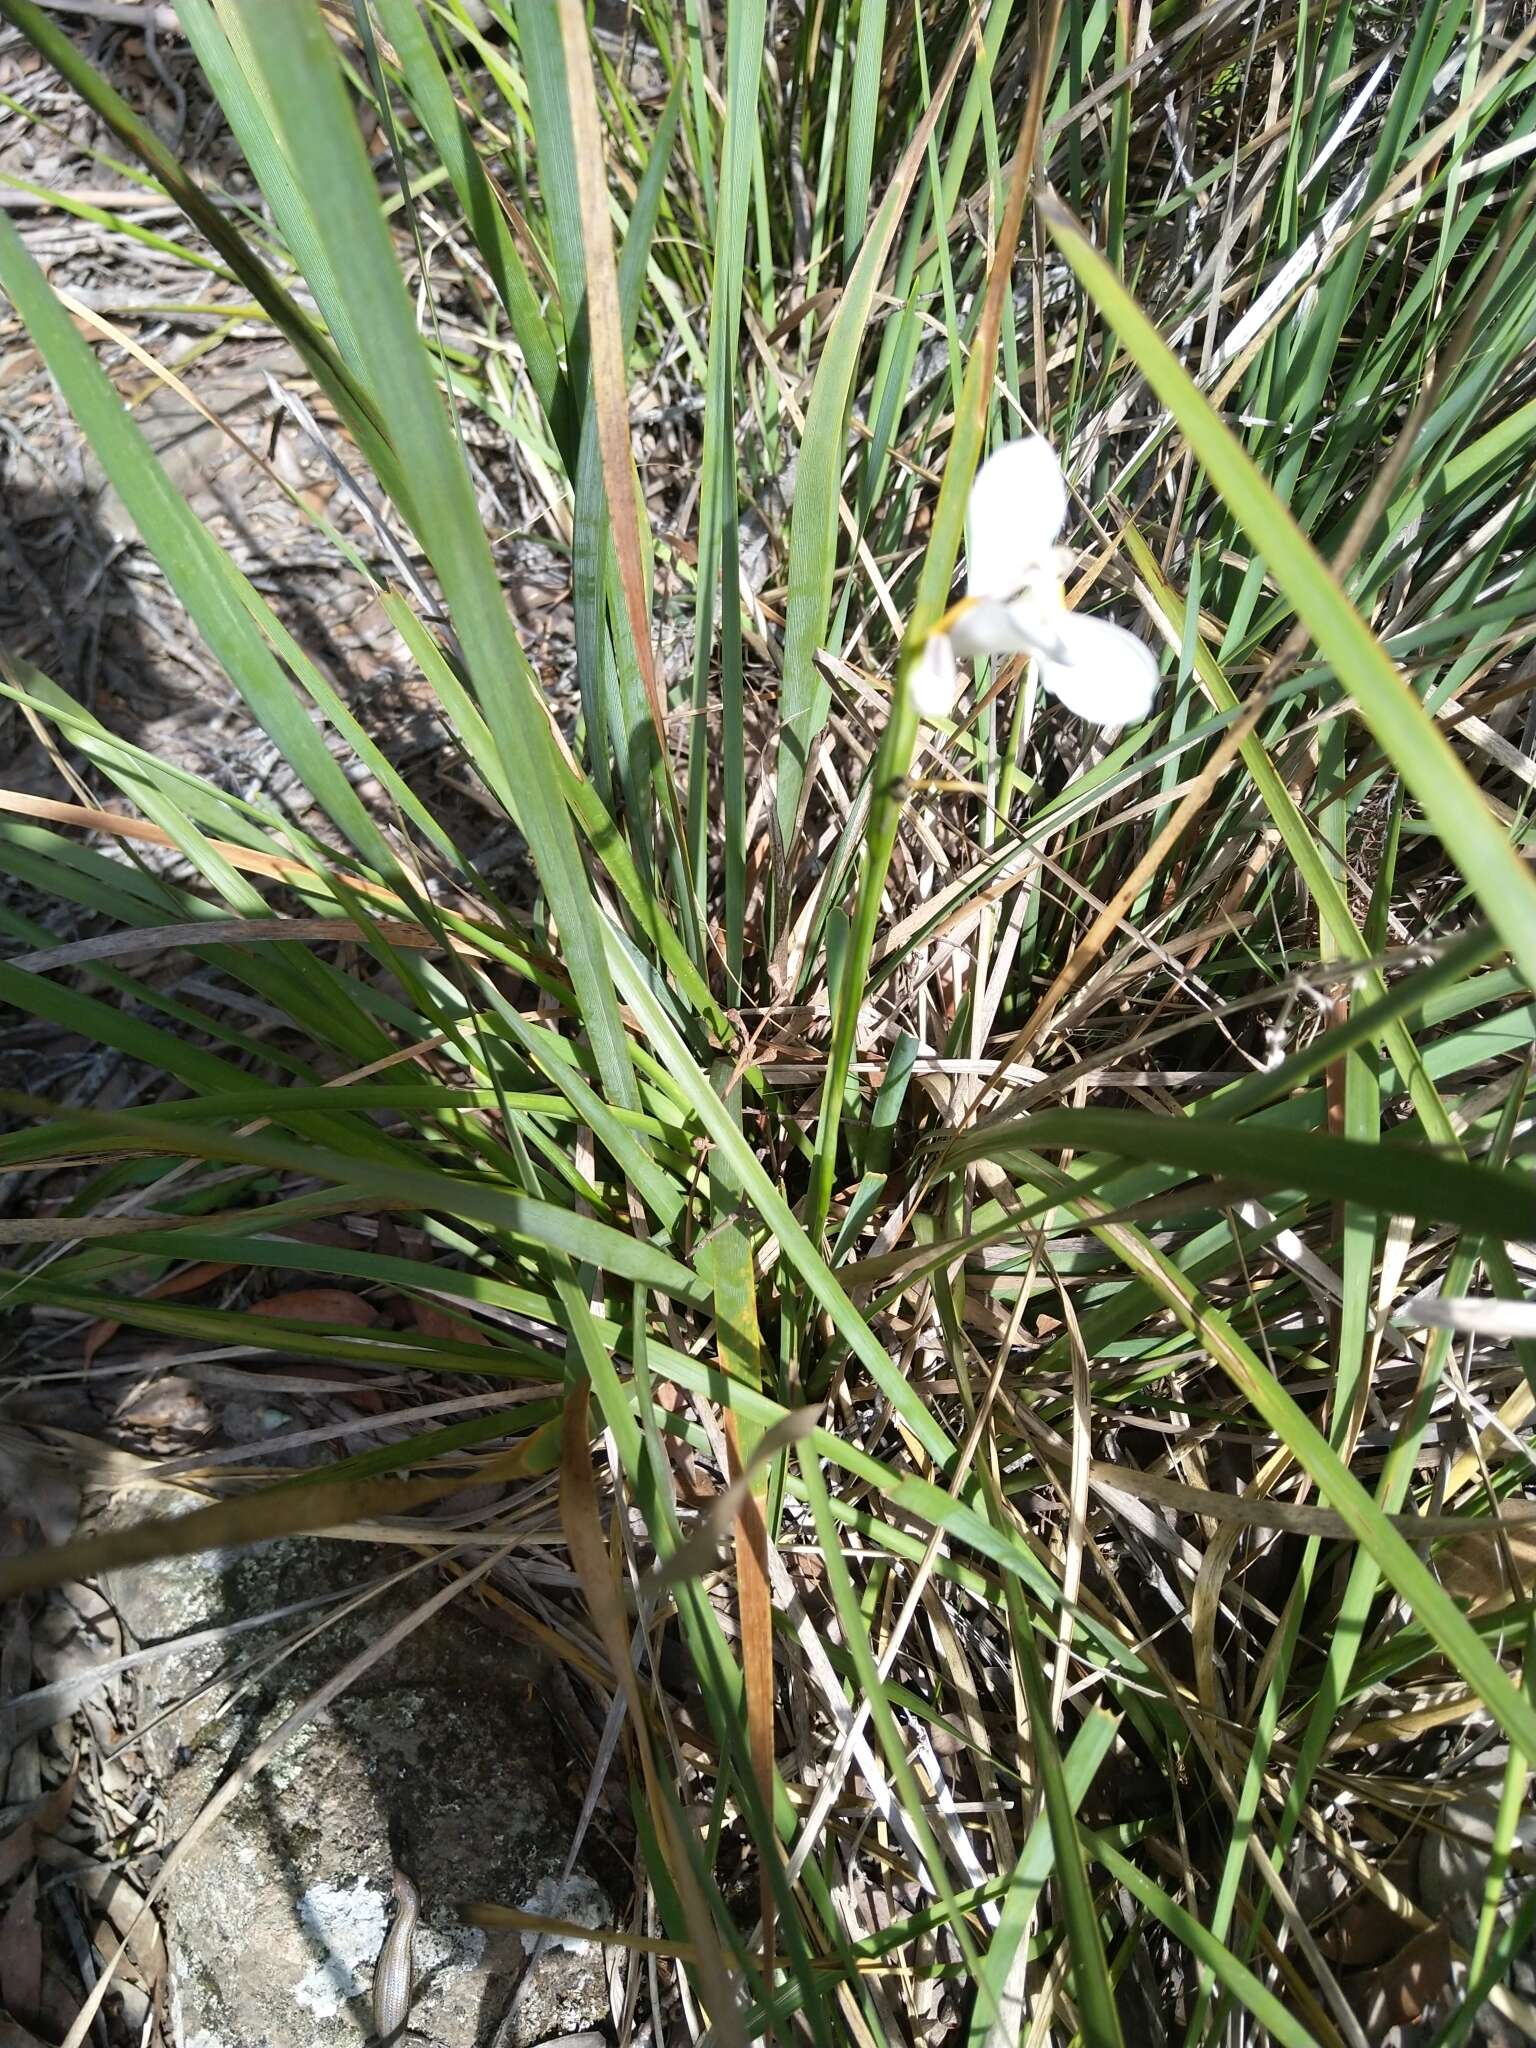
[1418,1782,1536,1947]
[1399,1775,1536,2047]
[88,360,284,544]
[491,1873,613,2047]
[99,1493,612,2046]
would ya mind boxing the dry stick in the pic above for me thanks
[16,0,176,22]
[54,1543,512,2048]
[9,916,470,972]
[0,793,520,974]
[0,187,191,212]
[0,1438,546,1606]
[150,1387,554,1481]
[0,1196,402,1245]
[1,1575,400,1749]
[553,0,667,760]
[782,1325,1020,1890]
[720,1406,779,1975]
[467,1898,1003,1978]
[0,789,403,907]
[559,1383,747,2047]
[1054,1456,1536,1541]
[1046,1261,1093,1721]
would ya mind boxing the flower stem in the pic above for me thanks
[807,646,922,1245]
[804,8,1058,1249]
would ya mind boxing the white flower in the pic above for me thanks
[911,436,1160,727]
[909,630,959,722]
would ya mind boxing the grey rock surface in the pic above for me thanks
[102,1494,611,2047]
[1393,1771,1536,2048]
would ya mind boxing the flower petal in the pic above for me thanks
[965,437,1069,600]
[909,631,960,722]
[949,587,1071,664]
[948,597,1026,660]
[1038,612,1161,727]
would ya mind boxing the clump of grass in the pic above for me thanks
[2,0,1536,2041]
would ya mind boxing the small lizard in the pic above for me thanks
[372,1864,420,2044]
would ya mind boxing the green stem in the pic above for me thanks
[807,650,923,1244]
[804,12,1056,1249]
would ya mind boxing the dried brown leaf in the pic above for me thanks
[249,1289,380,1327]
[0,1869,41,2020]
[1354,1924,1452,2031]
[85,1260,233,1366]
[407,1298,488,1345]
[1435,1525,1536,1615]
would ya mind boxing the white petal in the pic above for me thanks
[1037,613,1160,727]
[965,437,1070,601]
[948,597,1028,660]
[909,631,960,721]
[949,587,1071,664]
